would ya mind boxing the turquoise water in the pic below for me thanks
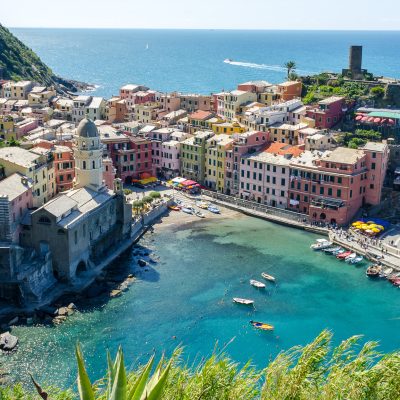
[3,216,400,389]
[10,29,400,97]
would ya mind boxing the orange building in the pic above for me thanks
[277,81,302,101]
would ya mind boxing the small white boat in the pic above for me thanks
[380,267,394,278]
[233,298,254,305]
[310,239,332,250]
[181,207,193,214]
[250,279,266,289]
[224,58,233,63]
[194,210,206,218]
[208,205,220,214]
[350,256,363,264]
[261,272,276,282]
[344,253,357,262]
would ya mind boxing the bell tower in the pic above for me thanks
[74,118,104,191]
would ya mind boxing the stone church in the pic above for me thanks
[16,118,132,294]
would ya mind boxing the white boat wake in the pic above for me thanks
[223,59,316,75]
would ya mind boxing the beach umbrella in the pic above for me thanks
[373,118,381,123]
[388,119,395,125]
[355,115,363,121]
[376,225,385,231]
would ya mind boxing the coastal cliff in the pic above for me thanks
[0,24,88,93]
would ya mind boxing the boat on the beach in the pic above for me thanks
[261,272,276,282]
[194,210,206,218]
[366,265,382,278]
[182,207,193,214]
[250,320,274,331]
[208,205,220,214]
[168,205,180,211]
[344,253,357,262]
[196,201,209,209]
[233,298,254,305]
[250,279,266,289]
[310,239,332,250]
[337,251,352,260]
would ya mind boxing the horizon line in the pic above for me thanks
[7,26,400,32]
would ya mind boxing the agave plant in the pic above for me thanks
[32,344,171,400]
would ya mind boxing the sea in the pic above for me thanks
[10,29,400,97]
[3,29,400,389]
[4,217,400,389]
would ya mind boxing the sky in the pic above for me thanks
[2,0,400,30]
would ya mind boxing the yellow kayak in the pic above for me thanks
[250,320,274,331]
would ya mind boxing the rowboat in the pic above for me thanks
[250,279,266,289]
[208,205,220,214]
[181,207,193,214]
[310,239,332,250]
[344,253,357,262]
[366,265,382,278]
[323,246,342,254]
[194,210,206,218]
[261,272,276,282]
[196,201,209,209]
[337,251,352,260]
[250,320,274,331]
[233,298,254,305]
[168,205,180,211]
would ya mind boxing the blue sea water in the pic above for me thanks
[10,29,400,97]
[4,216,400,389]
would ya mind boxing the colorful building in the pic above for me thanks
[277,81,302,101]
[306,96,346,129]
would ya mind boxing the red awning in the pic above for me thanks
[181,180,197,186]
[355,115,363,121]
[374,118,381,123]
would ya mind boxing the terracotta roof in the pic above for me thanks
[264,142,304,158]
[189,110,214,121]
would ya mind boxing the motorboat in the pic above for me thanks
[233,298,254,305]
[261,272,276,282]
[332,248,345,256]
[208,205,220,214]
[323,246,342,254]
[310,239,332,250]
[250,320,274,331]
[250,279,266,289]
[379,267,393,278]
[350,256,364,265]
[224,58,233,63]
[344,253,357,262]
[181,207,193,214]
[336,251,352,260]
[366,265,382,278]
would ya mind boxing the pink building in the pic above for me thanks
[148,128,176,177]
[0,172,33,243]
[224,131,269,195]
[103,158,116,189]
[14,118,39,139]
[306,96,346,129]
[287,143,388,225]
[53,145,75,192]
[161,140,180,178]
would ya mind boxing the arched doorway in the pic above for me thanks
[330,218,337,224]
[76,260,87,275]
[320,213,326,220]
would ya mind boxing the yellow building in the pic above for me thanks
[223,90,257,120]
[0,147,55,206]
[3,81,34,99]
[0,115,15,141]
[28,86,56,106]
[134,102,160,123]
[204,134,233,191]
[212,121,247,135]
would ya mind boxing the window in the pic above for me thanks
[337,189,342,198]
[371,162,376,170]
[83,161,86,169]
[38,216,51,225]
[338,177,342,184]
[320,187,324,195]
[328,188,332,196]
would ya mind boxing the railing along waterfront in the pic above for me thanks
[201,189,312,225]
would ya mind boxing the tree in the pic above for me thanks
[370,86,385,99]
[149,191,161,199]
[284,61,296,79]
[143,196,153,204]
[132,200,144,215]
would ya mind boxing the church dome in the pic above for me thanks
[77,118,98,138]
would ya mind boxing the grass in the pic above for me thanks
[2,330,400,399]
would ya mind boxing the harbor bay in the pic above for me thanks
[4,213,400,388]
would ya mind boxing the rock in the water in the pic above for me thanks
[53,316,67,325]
[0,332,18,351]
[138,259,147,267]
[67,303,77,310]
[110,289,122,298]
[57,307,69,317]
